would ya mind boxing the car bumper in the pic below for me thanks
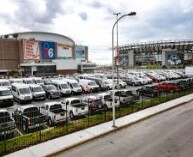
[28,122,47,129]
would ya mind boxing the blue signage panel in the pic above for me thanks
[41,41,56,59]
[75,45,85,60]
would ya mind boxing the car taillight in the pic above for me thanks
[90,104,97,108]
[53,115,56,120]
[28,118,31,125]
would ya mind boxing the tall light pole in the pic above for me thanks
[113,12,121,85]
[112,12,136,127]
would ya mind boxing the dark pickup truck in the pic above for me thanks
[12,105,47,132]
[0,109,16,138]
[121,89,140,103]
[137,85,161,97]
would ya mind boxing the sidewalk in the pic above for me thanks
[5,93,193,157]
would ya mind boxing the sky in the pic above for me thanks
[0,0,193,65]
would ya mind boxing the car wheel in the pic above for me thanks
[70,111,74,120]
[48,94,51,99]
[18,99,22,104]
[104,104,108,110]
[48,117,53,127]
[22,122,27,132]
[132,83,135,86]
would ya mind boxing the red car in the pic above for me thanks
[154,82,180,92]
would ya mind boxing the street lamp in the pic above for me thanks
[112,12,136,127]
[113,12,121,86]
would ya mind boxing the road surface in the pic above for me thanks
[54,100,193,157]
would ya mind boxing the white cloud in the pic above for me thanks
[0,0,192,65]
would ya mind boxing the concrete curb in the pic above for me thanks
[46,95,193,157]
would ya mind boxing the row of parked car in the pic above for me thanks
[0,88,139,137]
[0,76,128,106]
[137,78,193,97]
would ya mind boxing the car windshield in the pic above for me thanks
[19,88,30,94]
[71,99,81,105]
[23,107,39,116]
[33,87,43,92]
[15,80,23,84]
[44,79,51,84]
[35,79,43,83]
[126,91,132,95]
[73,103,85,108]
[1,82,10,86]
[88,82,97,86]
[72,83,79,88]
[26,80,33,84]
[61,84,68,89]
[47,85,56,90]
[104,95,111,100]
[50,104,62,111]
[94,99,102,104]
[0,90,12,96]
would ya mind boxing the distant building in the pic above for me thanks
[0,32,96,76]
[117,40,193,67]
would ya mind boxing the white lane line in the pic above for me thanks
[15,128,23,136]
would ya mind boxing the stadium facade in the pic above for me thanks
[0,32,96,76]
[117,40,193,67]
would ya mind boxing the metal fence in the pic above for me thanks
[0,87,193,156]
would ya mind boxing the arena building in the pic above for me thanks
[0,32,96,76]
[117,40,193,67]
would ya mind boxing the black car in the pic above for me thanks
[137,85,160,97]
[86,77,108,91]
[42,84,60,99]
[42,78,52,85]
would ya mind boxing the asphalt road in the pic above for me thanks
[54,100,193,157]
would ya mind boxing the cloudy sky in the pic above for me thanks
[0,0,193,65]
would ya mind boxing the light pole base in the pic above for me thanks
[112,125,118,128]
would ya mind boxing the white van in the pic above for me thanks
[22,78,34,84]
[62,79,82,95]
[28,84,46,100]
[0,79,11,89]
[52,80,71,96]
[0,87,14,106]
[9,78,23,84]
[32,77,44,86]
[11,83,33,104]
[78,79,99,93]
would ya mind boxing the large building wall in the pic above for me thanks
[0,32,93,75]
[0,39,20,71]
[6,32,76,60]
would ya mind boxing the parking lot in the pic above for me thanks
[0,69,191,142]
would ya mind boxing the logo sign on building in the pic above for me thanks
[166,51,182,65]
[41,41,56,60]
[57,43,72,59]
[75,45,85,60]
[23,40,40,60]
